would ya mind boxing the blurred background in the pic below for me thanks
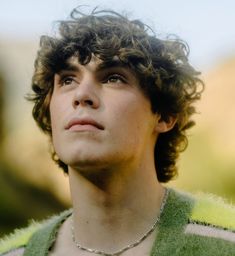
[0,0,235,237]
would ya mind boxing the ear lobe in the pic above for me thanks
[154,115,177,133]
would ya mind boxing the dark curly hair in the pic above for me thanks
[28,7,204,183]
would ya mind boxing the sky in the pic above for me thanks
[1,0,235,70]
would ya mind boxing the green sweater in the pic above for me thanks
[1,188,235,256]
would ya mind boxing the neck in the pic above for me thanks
[68,161,165,253]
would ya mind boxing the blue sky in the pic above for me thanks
[1,0,235,70]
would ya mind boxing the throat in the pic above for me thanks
[68,165,166,254]
[69,188,168,255]
[78,167,116,189]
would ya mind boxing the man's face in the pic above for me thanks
[50,56,159,172]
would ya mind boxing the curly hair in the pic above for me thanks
[28,7,204,183]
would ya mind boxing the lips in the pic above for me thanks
[65,118,104,131]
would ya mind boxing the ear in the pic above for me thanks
[154,114,177,133]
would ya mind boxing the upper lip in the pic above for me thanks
[65,117,104,130]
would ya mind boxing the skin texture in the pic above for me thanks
[49,56,176,255]
[50,56,160,177]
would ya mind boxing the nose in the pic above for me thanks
[72,77,100,109]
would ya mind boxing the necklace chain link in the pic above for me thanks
[71,188,169,256]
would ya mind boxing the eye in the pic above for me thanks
[58,75,77,86]
[63,77,73,85]
[104,74,127,84]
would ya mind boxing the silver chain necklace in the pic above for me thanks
[71,188,169,256]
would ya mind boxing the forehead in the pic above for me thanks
[67,55,102,72]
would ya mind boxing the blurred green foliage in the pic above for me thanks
[0,71,68,238]
[0,75,3,140]
[0,163,68,237]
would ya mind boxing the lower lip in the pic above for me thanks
[68,124,101,132]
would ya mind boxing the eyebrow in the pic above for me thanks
[56,59,130,76]
[57,63,80,75]
[96,59,129,72]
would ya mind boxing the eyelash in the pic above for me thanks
[103,74,127,84]
[57,73,127,87]
[59,76,76,86]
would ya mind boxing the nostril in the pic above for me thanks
[74,100,79,106]
[85,99,93,106]
[73,99,94,107]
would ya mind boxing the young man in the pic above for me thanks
[1,7,235,256]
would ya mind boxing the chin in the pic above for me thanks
[57,146,127,171]
[63,152,107,169]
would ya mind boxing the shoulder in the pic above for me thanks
[187,192,235,231]
[0,222,40,256]
[170,189,235,231]
[0,247,25,256]
[160,189,235,255]
[0,210,72,256]
[185,191,235,248]
[0,220,43,255]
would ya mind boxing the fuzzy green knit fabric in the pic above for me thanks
[23,209,72,256]
[191,192,235,230]
[150,190,235,256]
[0,189,235,256]
[0,221,40,254]
[0,210,72,256]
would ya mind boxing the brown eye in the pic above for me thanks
[61,77,74,86]
[105,74,126,84]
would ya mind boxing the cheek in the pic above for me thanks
[50,94,70,127]
[49,100,59,132]
[107,100,147,141]
[117,99,155,143]
[49,97,66,143]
